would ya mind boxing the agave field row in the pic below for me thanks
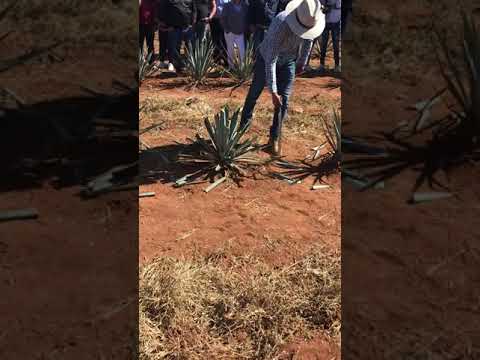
[139,36,256,88]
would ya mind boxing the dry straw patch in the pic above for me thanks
[139,247,341,360]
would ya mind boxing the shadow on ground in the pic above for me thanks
[0,86,138,195]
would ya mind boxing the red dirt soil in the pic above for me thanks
[0,45,137,358]
[341,1,480,357]
[139,73,341,359]
[139,75,341,264]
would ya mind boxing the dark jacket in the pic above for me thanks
[195,0,211,20]
[158,0,196,28]
[247,0,279,28]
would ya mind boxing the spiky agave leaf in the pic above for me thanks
[175,106,265,190]
[226,40,255,87]
[275,111,341,188]
[322,109,341,157]
[342,11,480,200]
[184,37,215,85]
[434,11,480,139]
[138,51,157,84]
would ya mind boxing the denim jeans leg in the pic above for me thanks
[331,22,340,66]
[158,30,168,61]
[253,29,265,53]
[145,24,155,59]
[241,55,266,128]
[270,60,295,139]
[183,26,194,48]
[320,23,331,65]
[139,24,146,53]
[167,29,182,69]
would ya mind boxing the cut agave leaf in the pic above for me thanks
[204,176,226,193]
[410,191,454,204]
[312,184,330,190]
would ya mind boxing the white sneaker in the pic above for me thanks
[158,61,168,69]
[167,63,175,72]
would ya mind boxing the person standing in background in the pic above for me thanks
[158,0,196,73]
[157,27,170,68]
[247,0,279,53]
[210,0,230,65]
[318,0,340,72]
[194,0,217,42]
[154,0,169,68]
[139,0,157,60]
[221,0,249,67]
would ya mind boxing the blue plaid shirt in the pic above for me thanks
[258,11,313,93]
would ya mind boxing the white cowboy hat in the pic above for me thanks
[285,0,325,40]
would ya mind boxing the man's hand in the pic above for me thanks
[271,92,282,109]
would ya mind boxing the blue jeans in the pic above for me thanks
[320,22,340,66]
[240,55,296,140]
[252,28,267,54]
[167,27,193,71]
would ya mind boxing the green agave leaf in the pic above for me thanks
[204,176,226,193]
[184,37,215,84]
[411,191,454,204]
[436,29,468,111]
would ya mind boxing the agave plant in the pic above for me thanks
[138,51,157,84]
[275,110,341,189]
[226,40,255,88]
[342,12,480,203]
[184,37,215,86]
[175,106,266,192]
[434,11,480,140]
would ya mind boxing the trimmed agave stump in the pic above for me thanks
[275,110,341,190]
[174,106,267,192]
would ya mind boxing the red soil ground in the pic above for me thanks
[139,74,341,264]
[341,1,480,356]
[139,71,341,358]
[0,45,137,358]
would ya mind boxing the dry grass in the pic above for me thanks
[139,92,338,140]
[139,247,340,360]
